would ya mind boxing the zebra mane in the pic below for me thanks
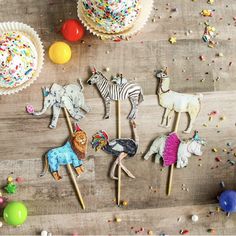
[96,71,108,80]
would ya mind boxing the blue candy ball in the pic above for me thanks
[219,190,236,213]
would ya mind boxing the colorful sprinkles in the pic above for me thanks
[82,0,141,33]
[0,31,37,88]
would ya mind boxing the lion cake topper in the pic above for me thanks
[40,124,88,181]
[87,67,144,120]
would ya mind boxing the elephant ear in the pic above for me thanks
[50,83,64,102]
[42,87,50,97]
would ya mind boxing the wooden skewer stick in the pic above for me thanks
[117,100,121,205]
[63,107,85,209]
[167,112,181,196]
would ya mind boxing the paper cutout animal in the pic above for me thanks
[144,131,205,168]
[40,125,88,181]
[30,80,90,128]
[87,67,144,120]
[91,120,139,179]
[156,68,203,133]
[111,73,128,85]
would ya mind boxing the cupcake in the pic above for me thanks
[81,0,141,34]
[78,0,153,40]
[0,22,44,95]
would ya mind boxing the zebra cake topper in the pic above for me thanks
[156,68,203,133]
[87,67,144,120]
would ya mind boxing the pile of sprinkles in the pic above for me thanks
[0,31,37,88]
[82,0,141,33]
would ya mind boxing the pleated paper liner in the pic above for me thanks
[0,22,44,95]
[77,0,154,40]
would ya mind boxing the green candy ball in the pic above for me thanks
[3,201,28,226]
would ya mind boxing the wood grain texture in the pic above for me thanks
[0,0,236,235]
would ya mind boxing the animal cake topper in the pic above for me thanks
[156,68,203,133]
[26,80,90,128]
[40,124,88,181]
[28,81,90,209]
[87,67,144,120]
[91,120,139,181]
[144,131,205,168]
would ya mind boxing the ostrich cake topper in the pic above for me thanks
[91,120,139,180]
[144,131,206,168]
[26,79,90,128]
[87,67,144,120]
[156,68,203,133]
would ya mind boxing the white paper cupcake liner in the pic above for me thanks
[77,0,154,40]
[0,22,44,95]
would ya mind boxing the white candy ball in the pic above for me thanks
[191,214,199,222]
[41,230,48,236]
[0,221,3,227]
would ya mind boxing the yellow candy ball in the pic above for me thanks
[49,42,71,64]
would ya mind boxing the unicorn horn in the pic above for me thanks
[164,67,168,75]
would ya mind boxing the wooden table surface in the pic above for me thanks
[0,0,236,235]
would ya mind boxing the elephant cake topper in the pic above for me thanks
[26,79,90,128]
[87,67,144,120]
[156,68,203,133]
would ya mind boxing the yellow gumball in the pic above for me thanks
[49,42,71,64]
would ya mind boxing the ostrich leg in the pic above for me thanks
[110,152,127,180]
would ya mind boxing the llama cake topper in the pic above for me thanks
[156,68,203,133]
[87,67,144,120]
[26,80,90,128]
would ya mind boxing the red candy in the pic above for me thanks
[61,19,85,42]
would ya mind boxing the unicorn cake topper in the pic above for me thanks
[26,80,90,128]
[144,131,206,169]
[156,68,203,133]
[87,67,144,120]
[91,120,139,180]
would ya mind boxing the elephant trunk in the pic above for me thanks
[33,103,50,116]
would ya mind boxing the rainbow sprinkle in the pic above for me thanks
[0,31,37,88]
[82,0,141,33]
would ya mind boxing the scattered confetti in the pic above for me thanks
[16,177,24,183]
[4,182,17,194]
[201,10,213,17]
[115,217,122,223]
[180,229,190,235]
[169,36,177,44]
[212,148,218,153]
[191,214,199,222]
